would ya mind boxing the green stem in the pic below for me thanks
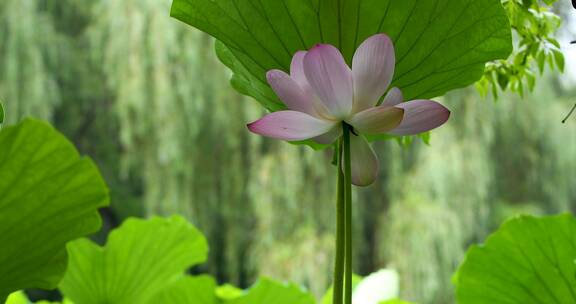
[333,138,345,304]
[343,123,353,304]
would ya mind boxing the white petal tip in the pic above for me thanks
[266,69,285,82]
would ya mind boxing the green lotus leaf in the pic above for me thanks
[228,278,315,304]
[172,0,511,112]
[149,275,217,304]
[59,216,208,304]
[455,214,576,304]
[0,119,109,302]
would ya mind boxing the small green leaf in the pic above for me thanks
[547,37,561,49]
[525,70,536,91]
[59,216,208,304]
[419,132,431,146]
[497,71,509,90]
[517,78,524,98]
[547,51,556,70]
[229,278,315,304]
[491,77,499,100]
[455,214,576,304]
[0,119,109,301]
[537,51,546,74]
[513,52,526,66]
[553,49,565,72]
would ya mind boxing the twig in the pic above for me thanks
[562,103,576,123]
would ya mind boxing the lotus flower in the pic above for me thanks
[248,34,450,186]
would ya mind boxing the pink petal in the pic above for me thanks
[347,106,404,135]
[267,70,321,117]
[381,87,403,107]
[352,34,396,112]
[304,44,353,118]
[343,134,379,187]
[247,110,336,141]
[290,51,310,90]
[388,100,451,136]
[313,125,342,145]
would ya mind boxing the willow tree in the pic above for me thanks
[0,0,60,122]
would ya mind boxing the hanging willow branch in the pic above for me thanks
[0,0,60,122]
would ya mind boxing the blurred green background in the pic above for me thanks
[1,0,575,303]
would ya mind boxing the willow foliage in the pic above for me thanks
[87,0,257,283]
[0,0,60,122]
